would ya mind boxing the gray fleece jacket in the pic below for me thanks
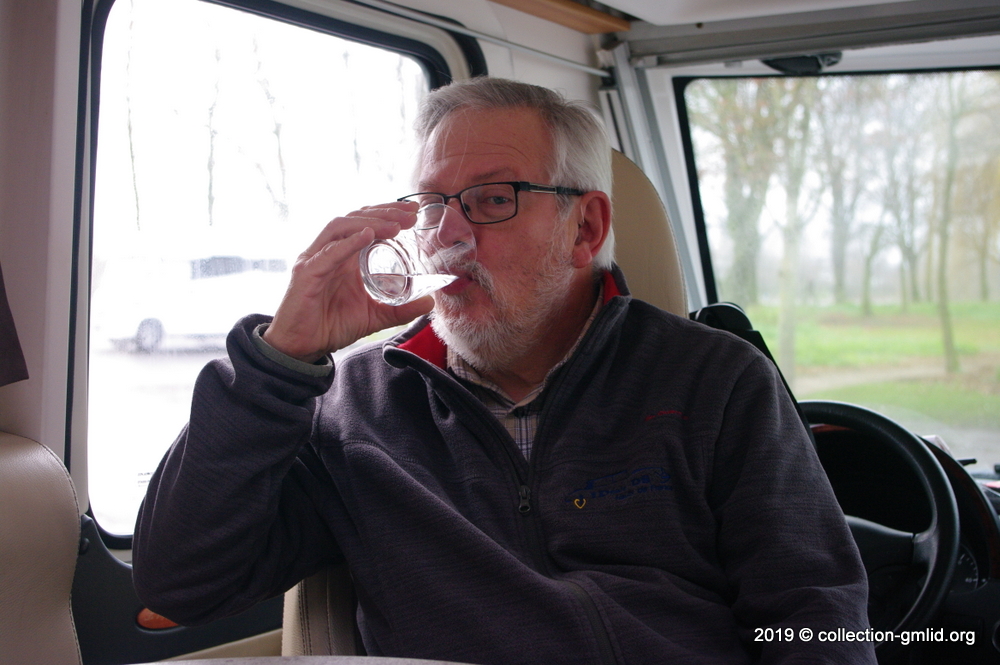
[132,268,875,664]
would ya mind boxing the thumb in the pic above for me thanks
[387,295,434,327]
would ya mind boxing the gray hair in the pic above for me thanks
[414,77,615,271]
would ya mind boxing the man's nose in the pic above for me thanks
[434,202,476,249]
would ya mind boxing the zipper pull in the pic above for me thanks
[518,485,532,514]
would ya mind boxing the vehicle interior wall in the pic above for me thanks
[359,0,601,101]
[471,1,599,101]
[0,0,601,512]
[0,0,82,477]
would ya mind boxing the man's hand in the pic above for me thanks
[263,201,433,363]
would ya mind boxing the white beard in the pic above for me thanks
[430,228,575,374]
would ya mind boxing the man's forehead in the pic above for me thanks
[417,107,552,190]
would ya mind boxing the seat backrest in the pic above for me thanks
[281,150,689,656]
[610,149,688,317]
[0,432,83,665]
[281,563,358,656]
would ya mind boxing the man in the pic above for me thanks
[133,77,875,664]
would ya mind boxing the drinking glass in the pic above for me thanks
[359,203,476,305]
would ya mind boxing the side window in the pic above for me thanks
[89,0,428,535]
[677,72,1000,471]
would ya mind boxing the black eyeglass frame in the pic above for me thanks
[397,181,587,226]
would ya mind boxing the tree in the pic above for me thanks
[772,78,822,387]
[250,36,289,221]
[871,76,933,312]
[859,217,888,317]
[952,72,1000,302]
[125,0,142,229]
[206,46,221,226]
[687,79,782,305]
[933,75,969,375]
[955,157,1000,301]
[816,77,873,306]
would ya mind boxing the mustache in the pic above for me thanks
[464,260,496,296]
[432,259,497,309]
[426,240,476,274]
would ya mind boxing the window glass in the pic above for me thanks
[680,72,1000,472]
[89,0,428,535]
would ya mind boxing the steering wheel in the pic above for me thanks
[800,400,960,661]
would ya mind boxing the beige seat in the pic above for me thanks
[0,432,83,665]
[610,149,688,317]
[281,563,359,655]
[281,149,688,656]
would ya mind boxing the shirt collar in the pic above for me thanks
[447,281,605,409]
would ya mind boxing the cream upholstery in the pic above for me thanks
[280,149,688,656]
[281,564,357,655]
[0,433,83,665]
[610,149,688,316]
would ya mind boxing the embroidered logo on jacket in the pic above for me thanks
[566,467,672,508]
[644,409,688,422]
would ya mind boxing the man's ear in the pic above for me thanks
[571,191,612,269]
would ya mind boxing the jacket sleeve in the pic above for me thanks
[709,353,877,664]
[132,314,344,625]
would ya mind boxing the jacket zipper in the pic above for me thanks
[515,482,617,665]
[518,484,531,513]
[418,359,619,664]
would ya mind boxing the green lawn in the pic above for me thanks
[741,301,1000,430]
[806,380,1000,430]
[744,301,1000,369]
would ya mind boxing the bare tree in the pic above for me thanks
[206,46,221,226]
[872,76,932,312]
[955,158,1000,301]
[933,76,969,375]
[952,73,1000,302]
[816,77,873,306]
[773,78,822,388]
[859,217,888,317]
[687,79,781,305]
[125,0,142,229]
[250,36,289,221]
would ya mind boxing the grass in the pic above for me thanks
[744,301,1000,369]
[740,300,1000,432]
[806,380,1000,430]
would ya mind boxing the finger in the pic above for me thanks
[347,202,418,224]
[303,215,398,257]
[302,227,375,280]
[357,200,419,214]
[351,202,420,232]
[304,203,418,256]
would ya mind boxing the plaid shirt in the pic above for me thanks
[447,287,602,460]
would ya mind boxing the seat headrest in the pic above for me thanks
[609,150,688,317]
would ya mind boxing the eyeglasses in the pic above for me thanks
[398,181,586,228]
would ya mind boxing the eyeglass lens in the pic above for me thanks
[412,183,518,227]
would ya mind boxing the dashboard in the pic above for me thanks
[812,418,1000,663]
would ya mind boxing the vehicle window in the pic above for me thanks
[677,72,999,472]
[89,0,428,535]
